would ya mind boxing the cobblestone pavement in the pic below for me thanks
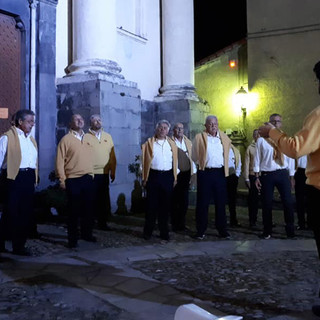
[0,207,319,320]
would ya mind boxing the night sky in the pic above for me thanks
[194,0,247,62]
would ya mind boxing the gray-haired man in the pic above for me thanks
[141,120,178,241]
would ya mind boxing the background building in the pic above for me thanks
[196,0,320,154]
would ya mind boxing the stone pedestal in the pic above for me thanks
[141,99,210,143]
[57,74,141,212]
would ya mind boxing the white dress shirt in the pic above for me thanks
[71,129,85,141]
[228,148,241,177]
[174,137,197,173]
[90,129,101,141]
[151,139,173,171]
[0,127,37,169]
[253,137,295,176]
[206,132,224,168]
[296,155,307,169]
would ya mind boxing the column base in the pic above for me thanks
[155,84,199,102]
[66,58,125,81]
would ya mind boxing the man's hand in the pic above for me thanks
[60,182,66,190]
[258,122,275,138]
[142,180,146,188]
[245,180,250,189]
[173,180,177,188]
[110,173,115,183]
[255,177,262,191]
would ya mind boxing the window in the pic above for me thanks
[117,0,146,39]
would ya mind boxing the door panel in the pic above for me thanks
[0,12,21,134]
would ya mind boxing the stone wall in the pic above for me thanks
[141,99,209,143]
[57,75,141,212]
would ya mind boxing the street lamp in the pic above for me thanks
[235,86,248,118]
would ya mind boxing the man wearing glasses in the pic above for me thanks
[254,113,295,239]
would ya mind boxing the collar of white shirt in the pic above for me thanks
[70,129,84,140]
[16,127,31,138]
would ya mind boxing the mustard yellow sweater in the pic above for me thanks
[55,131,93,186]
[269,105,320,189]
[4,126,38,182]
[83,130,116,175]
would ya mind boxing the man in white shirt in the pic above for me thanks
[141,120,178,241]
[254,113,295,239]
[227,145,241,227]
[171,122,196,232]
[294,155,310,230]
[0,110,37,256]
[244,129,260,227]
[192,115,231,239]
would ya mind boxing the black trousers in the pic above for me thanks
[307,185,320,258]
[195,168,228,236]
[93,174,111,227]
[171,170,191,231]
[248,174,259,225]
[226,173,239,225]
[0,169,35,251]
[65,174,94,244]
[144,169,174,239]
[294,168,310,228]
[260,169,295,236]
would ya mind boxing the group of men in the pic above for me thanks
[141,116,242,241]
[0,113,116,254]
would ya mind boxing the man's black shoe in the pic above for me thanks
[0,243,9,253]
[218,232,231,239]
[81,235,97,243]
[143,234,151,240]
[259,233,271,240]
[12,247,32,256]
[97,224,112,231]
[312,305,320,317]
[230,222,241,227]
[67,241,78,248]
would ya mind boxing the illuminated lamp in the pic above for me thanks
[235,86,248,116]
[229,60,236,68]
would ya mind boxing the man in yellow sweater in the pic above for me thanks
[141,120,178,241]
[56,114,95,248]
[0,110,37,256]
[83,115,116,230]
[258,61,320,316]
[192,115,231,240]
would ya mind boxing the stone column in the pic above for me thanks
[66,0,123,79]
[159,0,197,100]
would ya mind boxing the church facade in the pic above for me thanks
[0,0,208,209]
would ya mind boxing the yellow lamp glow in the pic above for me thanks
[229,60,236,68]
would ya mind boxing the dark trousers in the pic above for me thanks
[93,174,111,227]
[0,169,35,251]
[260,169,295,236]
[65,174,94,244]
[196,168,228,236]
[171,170,191,231]
[294,168,310,228]
[144,169,174,239]
[226,174,239,225]
[306,185,320,258]
[248,175,259,225]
